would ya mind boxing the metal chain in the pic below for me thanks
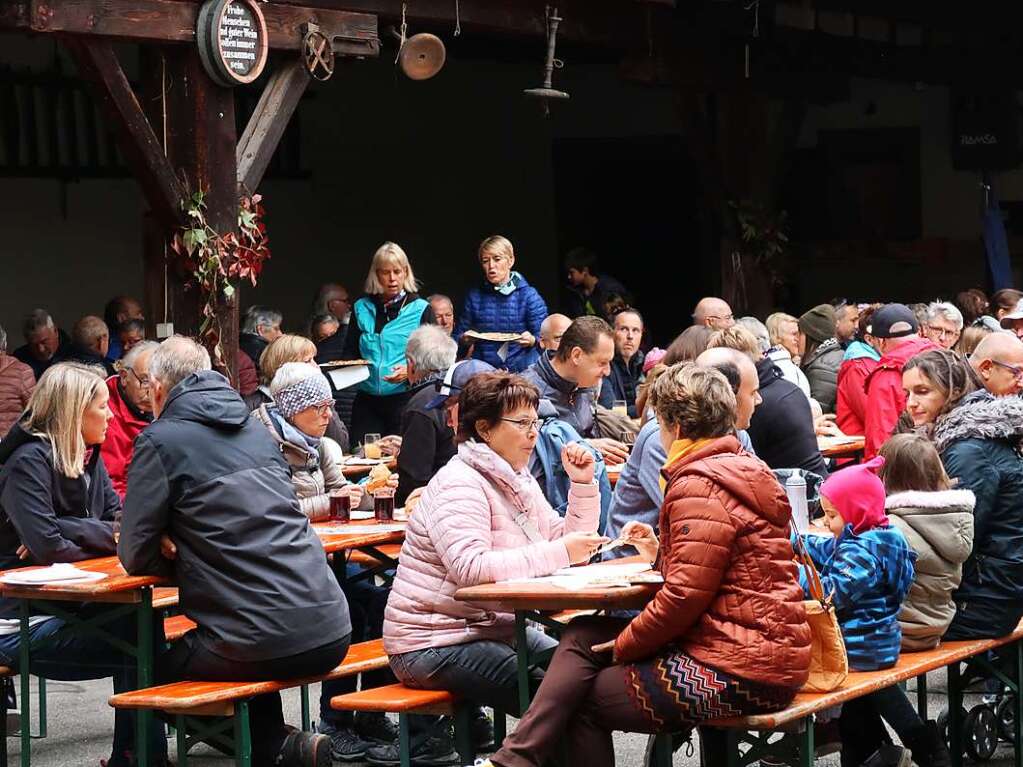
[395,1,408,64]
[454,0,461,36]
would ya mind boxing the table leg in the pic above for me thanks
[798,716,815,767]
[176,715,188,767]
[18,602,29,767]
[948,661,963,767]
[234,701,252,767]
[35,678,45,739]
[135,588,154,767]
[300,685,310,732]
[515,612,530,715]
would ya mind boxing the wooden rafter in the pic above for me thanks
[62,37,187,228]
[6,0,379,57]
[236,59,310,195]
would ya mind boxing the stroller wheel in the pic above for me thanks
[964,704,999,761]
[995,694,1016,743]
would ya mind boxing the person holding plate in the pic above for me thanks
[0,363,169,766]
[453,235,549,373]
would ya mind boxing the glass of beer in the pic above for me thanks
[613,400,628,417]
[374,487,395,522]
[364,433,382,460]
[329,488,351,523]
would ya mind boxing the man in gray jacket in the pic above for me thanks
[119,337,351,767]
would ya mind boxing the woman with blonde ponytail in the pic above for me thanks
[0,362,169,766]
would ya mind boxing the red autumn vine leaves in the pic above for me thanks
[169,189,271,359]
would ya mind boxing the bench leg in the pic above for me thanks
[493,708,506,749]
[300,685,310,732]
[798,716,814,767]
[398,713,411,767]
[34,678,45,740]
[916,672,928,721]
[1,676,8,767]
[1014,640,1022,767]
[453,704,474,765]
[234,702,252,767]
[948,661,964,767]
[515,612,530,715]
[175,715,188,767]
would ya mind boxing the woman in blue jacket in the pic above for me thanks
[454,235,548,373]
[343,242,433,444]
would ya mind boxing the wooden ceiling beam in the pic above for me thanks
[4,0,379,57]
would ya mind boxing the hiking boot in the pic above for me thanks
[861,744,912,767]
[905,721,952,767]
[365,734,459,766]
[356,711,400,744]
[275,729,331,767]
[317,723,375,762]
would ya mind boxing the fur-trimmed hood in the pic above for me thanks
[932,390,1023,454]
[885,489,975,511]
[885,489,975,566]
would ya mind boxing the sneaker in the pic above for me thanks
[318,723,375,762]
[906,721,952,767]
[471,711,495,752]
[356,712,400,744]
[365,734,460,766]
[861,744,912,767]
[275,729,331,767]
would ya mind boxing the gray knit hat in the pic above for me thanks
[798,304,836,344]
[271,362,333,419]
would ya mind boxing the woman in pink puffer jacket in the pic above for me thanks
[382,371,604,719]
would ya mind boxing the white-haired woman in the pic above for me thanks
[0,363,167,766]
[343,242,434,443]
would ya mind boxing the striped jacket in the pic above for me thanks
[800,525,915,671]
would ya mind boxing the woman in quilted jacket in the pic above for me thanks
[381,372,604,723]
[478,363,811,767]
[453,236,549,373]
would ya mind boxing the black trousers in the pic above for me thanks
[158,631,350,766]
[351,391,411,445]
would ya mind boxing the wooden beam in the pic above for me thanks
[63,37,186,228]
[236,59,310,195]
[14,0,379,56]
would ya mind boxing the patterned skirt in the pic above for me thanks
[623,649,797,731]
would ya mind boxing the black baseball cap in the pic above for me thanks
[867,303,918,339]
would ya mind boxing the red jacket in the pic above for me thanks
[863,336,938,459]
[836,357,877,437]
[0,355,34,439]
[99,376,151,500]
[614,436,811,690]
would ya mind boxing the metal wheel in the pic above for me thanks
[964,703,999,761]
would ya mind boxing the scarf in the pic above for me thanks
[659,437,715,492]
[266,405,321,463]
[493,271,522,296]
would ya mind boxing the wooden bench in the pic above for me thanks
[109,638,390,767]
[696,624,1023,767]
[331,684,484,767]
[163,615,196,643]
[347,543,401,568]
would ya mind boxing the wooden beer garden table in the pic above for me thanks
[453,557,659,713]
[313,517,406,584]
[0,556,170,767]
[817,435,865,462]
[340,457,397,479]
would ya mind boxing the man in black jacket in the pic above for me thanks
[119,336,351,767]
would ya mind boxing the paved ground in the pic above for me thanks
[5,671,1015,765]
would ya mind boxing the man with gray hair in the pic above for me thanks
[240,305,284,368]
[921,301,964,350]
[120,336,351,766]
[12,308,71,379]
[100,340,159,499]
[396,325,459,504]
[0,323,35,437]
[57,314,116,376]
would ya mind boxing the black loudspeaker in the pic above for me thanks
[951,91,1022,171]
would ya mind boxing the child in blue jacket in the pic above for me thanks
[799,456,949,767]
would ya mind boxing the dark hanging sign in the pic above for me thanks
[197,0,269,88]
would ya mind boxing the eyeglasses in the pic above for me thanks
[312,403,334,416]
[990,359,1023,379]
[127,368,151,389]
[500,417,541,434]
[706,314,734,323]
[925,324,960,340]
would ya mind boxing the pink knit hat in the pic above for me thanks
[819,456,889,534]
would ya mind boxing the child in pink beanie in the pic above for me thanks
[799,457,939,766]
